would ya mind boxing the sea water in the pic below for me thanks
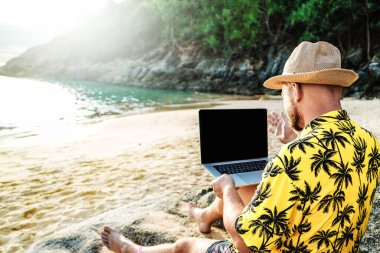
[0,76,223,139]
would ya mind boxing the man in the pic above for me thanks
[101,41,380,252]
[188,111,297,234]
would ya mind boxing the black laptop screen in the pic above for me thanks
[199,109,268,164]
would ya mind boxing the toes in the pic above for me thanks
[101,227,112,249]
[101,232,109,240]
[101,231,108,238]
[101,238,109,244]
[103,225,111,233]
[101,234,110,249]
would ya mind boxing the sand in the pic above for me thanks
[0,98,379,253]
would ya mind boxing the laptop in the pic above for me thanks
[199,108,269,187]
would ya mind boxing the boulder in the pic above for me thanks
[369,63,380,80]
[346,48,363,67]
[28,192,220,253]
[360,186,380,253]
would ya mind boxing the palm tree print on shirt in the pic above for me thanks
[235,110,380,252]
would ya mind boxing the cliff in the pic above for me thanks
[2,40,380,98]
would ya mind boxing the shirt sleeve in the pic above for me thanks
[235,155,299,252]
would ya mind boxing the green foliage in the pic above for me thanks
[148,0,261,54]
[129,0,380,57]
[288,0,358,42]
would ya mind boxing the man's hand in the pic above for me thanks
[212,174,236,199]
[268,111,298,144]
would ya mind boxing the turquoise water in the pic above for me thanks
[0,76,225,139]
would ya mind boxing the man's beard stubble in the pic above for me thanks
[289,104,304,132]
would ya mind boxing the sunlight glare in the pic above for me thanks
[0,0,110,36]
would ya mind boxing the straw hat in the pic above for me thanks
[263,41,359,89]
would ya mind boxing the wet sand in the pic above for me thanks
[0,98,379,252]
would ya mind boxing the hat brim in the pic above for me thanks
[263,68,359,90]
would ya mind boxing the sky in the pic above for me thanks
[0,0,112,36]
[0,0,125,65]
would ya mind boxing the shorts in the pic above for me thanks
[206,240,234,253]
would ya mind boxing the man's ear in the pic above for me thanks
[291,82,303,102]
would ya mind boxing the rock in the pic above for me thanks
[371,56,380,63]
[360,189,380,253]
[142,47,168,62]
[130,67,142,79]
[1,38,378,98]
[208,58,228,79]
[346,48,363,67]
[197,191,216,208]
[162,50,181,67]
[239,59,253,72]
[253,59,265,71]
[194,59,212,71]
[269,48,290,76]
[136,67,149,80]
[187,80,210,92]
[345,63,380,99]
[28,193,215,253]
[262,47,291,81]
[24,181,380,253]
[182,187,213,204]
[369,63,380,80]
[370,85,380,99]
[258,70,268,84]
[178,57,197,68]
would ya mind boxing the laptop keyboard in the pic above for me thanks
[213,160,268,174]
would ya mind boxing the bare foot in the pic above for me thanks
[188,202,211,233]
[101,226,140,253]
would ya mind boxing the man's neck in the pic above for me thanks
[301,103,342,128]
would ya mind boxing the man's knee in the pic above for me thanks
[173,237,195,253]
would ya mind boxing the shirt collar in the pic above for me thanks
[299,110,350,137]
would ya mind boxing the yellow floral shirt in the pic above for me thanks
[235,110,380,252]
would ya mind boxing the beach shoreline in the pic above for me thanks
[1,98,379,252]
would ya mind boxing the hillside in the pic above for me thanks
[0,0,379,98]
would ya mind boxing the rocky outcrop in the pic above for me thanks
[360,184,380,253]
[0,42,291,96]
[26,185,380,253]
[1,41,380,98]
[343,55,380,99]
[27,189,225,253]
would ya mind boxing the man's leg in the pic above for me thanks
[188,184,257,233]
[101,226,218,253]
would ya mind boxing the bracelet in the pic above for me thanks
[136,246,143,253]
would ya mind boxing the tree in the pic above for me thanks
[288,136,315,154]
[310,229,338,250]
[310,149,339,176]
[332,205,355,228]
[318,189,345,213]
[351,137,367,175]
[336,225,355,250]
[367,146,380,182]
[259,206,291,235]
[289,181,322,206]
[144,0,380,58]
[357,184,369,209]
[331,162,353,189]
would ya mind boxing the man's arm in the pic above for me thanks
[212,175,251,253]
